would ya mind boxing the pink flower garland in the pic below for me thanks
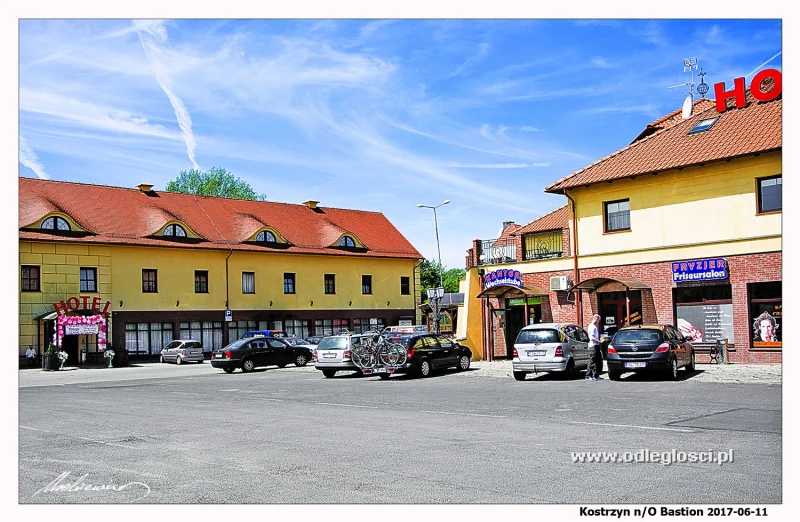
[52,314,107,350]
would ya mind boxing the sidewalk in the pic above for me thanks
[458,360,782,384]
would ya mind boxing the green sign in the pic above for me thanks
[508,297,542,306]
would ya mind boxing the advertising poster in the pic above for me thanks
[65,324,100,335]
[751,304,781,348]
[676,303,734,343]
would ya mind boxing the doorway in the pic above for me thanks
[597,291,642,337]
[61,335,79,366]
[504,307,525,358]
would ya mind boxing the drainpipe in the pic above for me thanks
[564,191,581,324]
[413,259,423,325]
[225,250,233,309]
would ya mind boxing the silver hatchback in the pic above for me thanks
[160,340,205,364]
[512,323,590,380]
[314,333,371,378]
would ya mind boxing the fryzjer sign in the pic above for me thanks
[484,269,522,290]
[714,68,782,113]
[672,258,728,282]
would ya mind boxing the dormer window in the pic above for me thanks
[41,216,71,231]
[163,224,187,237]
[256,230,277,243]
[338,236,356,247]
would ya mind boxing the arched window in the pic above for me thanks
[163,224,187,237]
[41,216,71,231]
[338,236,356,247]
[256,230,276,243]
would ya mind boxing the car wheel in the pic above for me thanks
[686,350,696,371]
[160,355,165,363]
[608,371,622,381]
[295,354,308,367]
[563,359,576,379]
[419,359,432,378]
[176,355,183,365]
[513,371,526,381]
[457,354,471,371]
[223,367,234,374]
[666,357,678,380]
[322,370,337,378]
[241,358,255,373]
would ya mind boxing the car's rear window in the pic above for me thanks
[516,329,562,344]
[317,337,349,350]
[612,329,663,343]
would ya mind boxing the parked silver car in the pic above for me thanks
[313,333,371,378]
[160,340,205,364]
[512,323,590,380]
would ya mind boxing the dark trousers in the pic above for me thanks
[586,345,603,377]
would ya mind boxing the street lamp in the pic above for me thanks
[418,200,450,334]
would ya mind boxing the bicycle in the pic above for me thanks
[351,328,408,377]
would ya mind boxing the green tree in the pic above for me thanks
[165,167,267,200]
[419,259,465,301]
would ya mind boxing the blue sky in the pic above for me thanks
[18,18,782,269]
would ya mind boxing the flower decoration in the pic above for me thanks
[104,350,115,360]
[52,314,107,349]
[57,351,68,362]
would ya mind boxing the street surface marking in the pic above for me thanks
[315,402,378,409]
[419,411,507,418]
[217,389,239,392]
[570,421,695,433]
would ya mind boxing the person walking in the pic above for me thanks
[586,314,603,381]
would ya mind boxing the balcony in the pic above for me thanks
[477,238,517,266]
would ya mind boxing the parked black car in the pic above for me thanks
[211,336,314,373]
[387,333,472,378]
[606,324,695,381]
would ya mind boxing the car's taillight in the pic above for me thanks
[554,346,563,357]
[313,350,318,361]
[607,345,617,354]
[406,348,415,360]
[343,350,351,360]
[513,347,519,359]
[224,351,231,359]
[655,343,670,353]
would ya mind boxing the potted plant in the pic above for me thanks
[104,349,116,368]
[42,343,55,371]
[57,350,68,371]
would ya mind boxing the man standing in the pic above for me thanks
[25,346,36,367]
[586,314,603,381]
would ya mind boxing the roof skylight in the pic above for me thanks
[688,116,720,134]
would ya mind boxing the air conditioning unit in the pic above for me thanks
[550,275,570,292]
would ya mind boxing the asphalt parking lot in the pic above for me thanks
[19,361,782,504]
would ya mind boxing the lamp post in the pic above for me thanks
[418,200,450,334]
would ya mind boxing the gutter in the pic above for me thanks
[563,191,581,324]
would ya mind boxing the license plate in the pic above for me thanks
[625,362,646,368]
[323,353,336,358]
[527,350,546,356]
[375,368,386,373]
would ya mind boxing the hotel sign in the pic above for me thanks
[672,258,728,282]
[484,269,522,290]
[714,68,782,113]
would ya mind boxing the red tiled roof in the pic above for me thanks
[498,223,522,240]
[19,178,422,259]
[514,205,569,235]
[546,88,781,193]
[631,98,717,143]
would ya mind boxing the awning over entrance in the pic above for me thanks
[33,310,58,321]
[476,284,549,299]
[568,276,650,292]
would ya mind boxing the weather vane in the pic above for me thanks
[696,68,709,98]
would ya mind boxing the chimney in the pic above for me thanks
[137,183,155,193]
[502,221,515,233]
[303,200,320,209]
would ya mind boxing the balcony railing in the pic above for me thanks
[477,238,517,266]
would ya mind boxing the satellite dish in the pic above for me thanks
[681,94,693,119]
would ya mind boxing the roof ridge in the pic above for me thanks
[514,204,568,234]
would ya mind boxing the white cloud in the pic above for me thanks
[134,19,200,170]
[19,136,49,179]
[445,162,550,169]
[449,42,490,77]
[591,57,610,67]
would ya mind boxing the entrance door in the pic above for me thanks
[505,307,525,358]
[61,335,79,366]
[598,291,642,337]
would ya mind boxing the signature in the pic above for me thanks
[33,471,151,502]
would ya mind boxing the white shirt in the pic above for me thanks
[25,348,36,358]
[588,324,601,347]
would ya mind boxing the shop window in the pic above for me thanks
[163,224,187,237]
[21,265,40,292]
[749,281,781,348]
[523,230,564,260]
[673,284,733,343]
[195,270,209,293]
[604,199,630,232]
[314,319,350,336]
[41,216,71,231]
[757,175,782,214]
[242,272,255,294]
[80,267,97,292]
[352,318,384,334]
[125,322,173,355]
[142,269,158,293]
[284,273,296,294]
[284,319,310,339]
[179,321,223,352]
[324,274,336,294]
[362,275,372,295]
[229,320,258,342]
[400,276,410,295]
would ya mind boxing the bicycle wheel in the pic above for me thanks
[351,345,372,369]
[379,343,408,368]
